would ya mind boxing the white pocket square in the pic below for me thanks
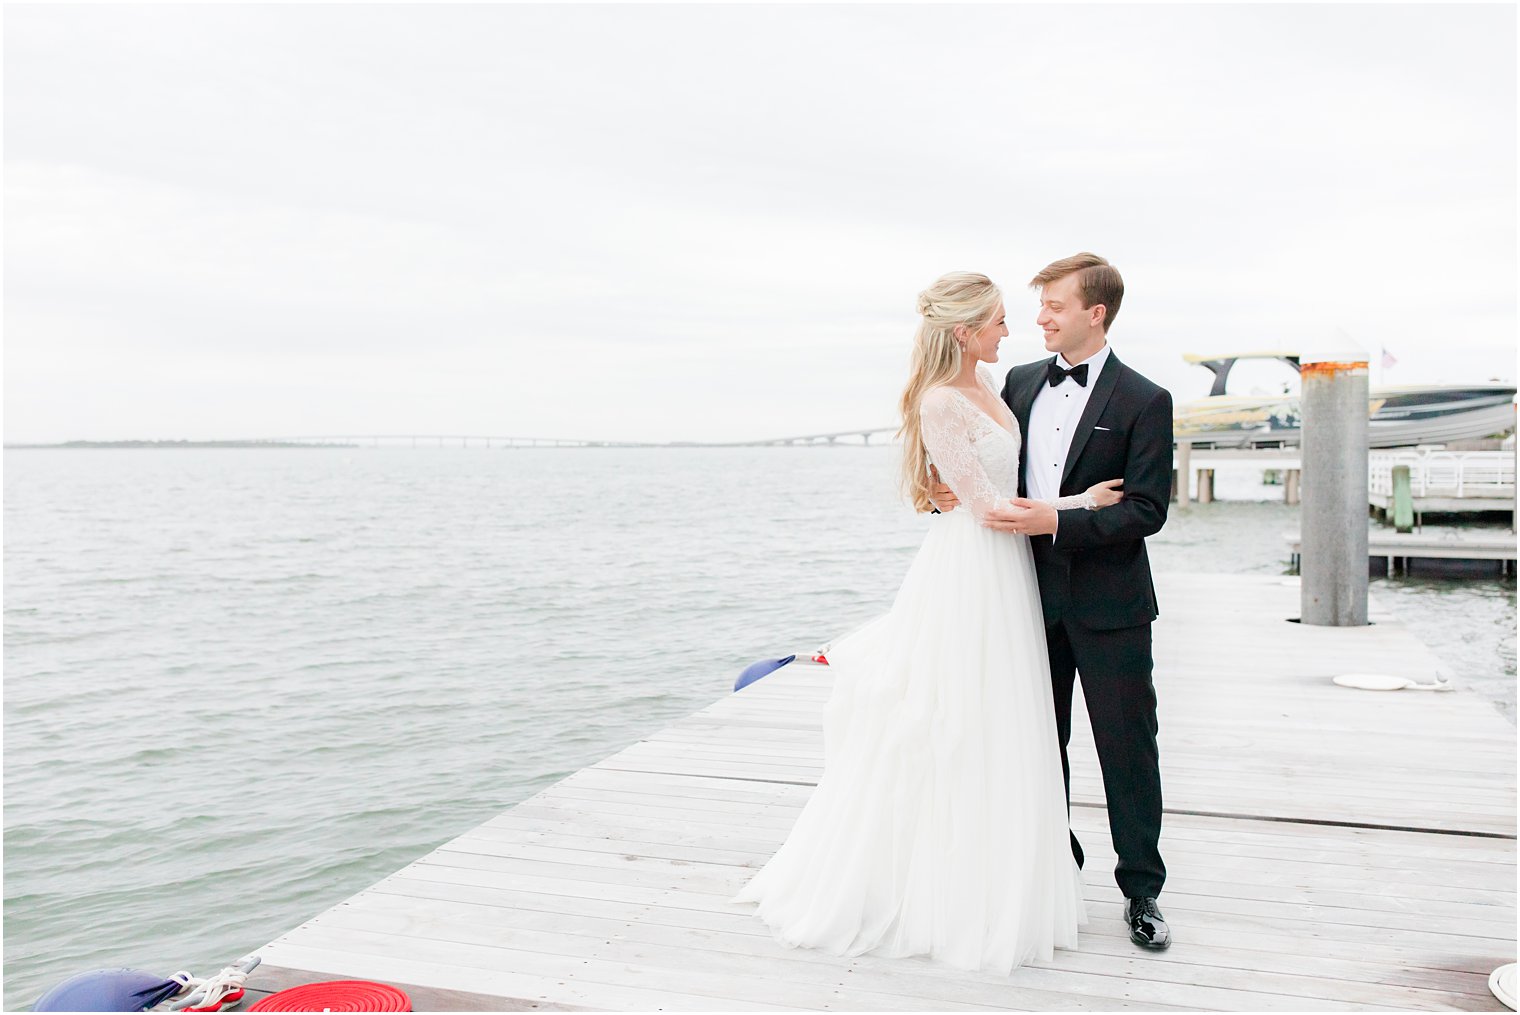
[1094,425,1112,431]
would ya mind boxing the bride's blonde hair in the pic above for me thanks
[898,272,1003,513]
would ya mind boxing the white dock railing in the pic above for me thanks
[1368,449,1516,498]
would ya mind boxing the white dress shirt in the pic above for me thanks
[1026,343,1112,508]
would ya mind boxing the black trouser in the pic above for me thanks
[1046,616,1166,900]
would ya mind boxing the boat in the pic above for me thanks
[1174,351,1516,448]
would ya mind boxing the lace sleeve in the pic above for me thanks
[1048,491,1097,511]
[920,387,1009,524]
[973,365,1095,512]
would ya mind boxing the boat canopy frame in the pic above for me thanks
[1184,352,1303,397]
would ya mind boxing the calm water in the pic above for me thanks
[4,448,1514,1009]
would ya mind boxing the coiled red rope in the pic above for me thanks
[248,980,410,1012]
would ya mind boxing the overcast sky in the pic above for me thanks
[5,3,1515,443]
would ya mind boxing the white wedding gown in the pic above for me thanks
[734,366,1086,974]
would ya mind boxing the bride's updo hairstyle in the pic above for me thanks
[898,272,1002,513]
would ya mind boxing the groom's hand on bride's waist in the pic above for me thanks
[985,498,1059,536]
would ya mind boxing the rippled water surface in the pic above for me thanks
[5,448,1514,1008]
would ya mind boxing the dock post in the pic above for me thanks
[1175,442,1192,505]
[1391,465,1415,533]
[1300,352,1369,626]
[1197,469,1214,503]
[1284,469,1301,505]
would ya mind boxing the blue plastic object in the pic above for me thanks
[735,655,795,692]
[34,968,181,1012]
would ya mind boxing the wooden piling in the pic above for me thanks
[1174,442,1192,505]
[1392,465,1415,533]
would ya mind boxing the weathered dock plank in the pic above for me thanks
[243,573,1515,1011]
[1286,529,1518,569]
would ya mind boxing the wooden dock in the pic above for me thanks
[1286,528,1518,576]
[240,573,1516,1011]
[1172,447,1303,505]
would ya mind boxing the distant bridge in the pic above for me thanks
[254,429,901,449]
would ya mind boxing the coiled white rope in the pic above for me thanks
[155,955,261,1012]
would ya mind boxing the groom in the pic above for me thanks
[930,253,1173,950]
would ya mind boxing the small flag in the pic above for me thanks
[1381,348,1398,369]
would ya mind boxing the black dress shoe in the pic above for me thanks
[1125,896,1171,950]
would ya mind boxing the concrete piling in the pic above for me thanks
[1300,354,1369,626]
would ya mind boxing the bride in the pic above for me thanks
[734,272,1123,974]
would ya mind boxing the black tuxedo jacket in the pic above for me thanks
[1002,352,1173,630]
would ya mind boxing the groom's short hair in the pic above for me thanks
[1030,253,1124,332]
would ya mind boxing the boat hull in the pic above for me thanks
[1174,387,1516,449]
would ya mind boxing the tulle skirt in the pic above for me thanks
[733,510,1084,974]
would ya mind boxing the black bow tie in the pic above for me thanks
[1047,361,1089,388]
